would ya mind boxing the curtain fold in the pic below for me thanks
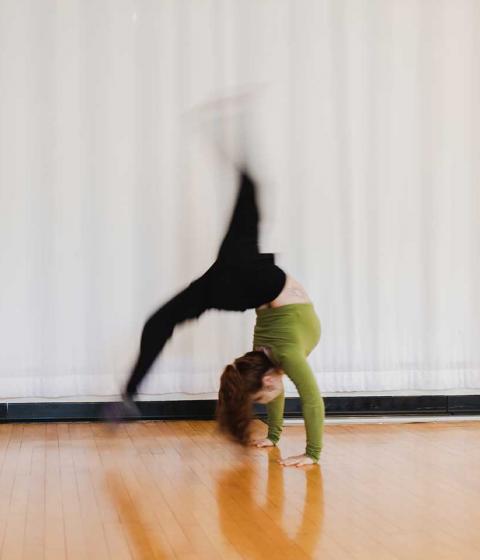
[1,0,479,399]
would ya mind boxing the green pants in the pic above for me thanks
[253,303,324,462]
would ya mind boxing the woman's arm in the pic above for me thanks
[277,348,325,463]
[254,345,285,444]
[266,390,285,444]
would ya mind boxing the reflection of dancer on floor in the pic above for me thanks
[217,457,324,558]
[111,167,324,467]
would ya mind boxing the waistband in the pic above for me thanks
[256,302,315,316]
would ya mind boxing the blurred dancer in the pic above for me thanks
[108,167,324,466]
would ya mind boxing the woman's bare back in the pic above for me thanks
[257,275,311,310]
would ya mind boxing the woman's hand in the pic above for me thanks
[278,454,316,467]
[248,438,275,448]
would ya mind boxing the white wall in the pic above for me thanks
[1,0,480,400]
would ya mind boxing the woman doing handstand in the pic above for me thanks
[115,168,324,466]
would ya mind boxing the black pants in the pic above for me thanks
[125,170,286,397]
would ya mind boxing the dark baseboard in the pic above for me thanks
[0,395,479,422]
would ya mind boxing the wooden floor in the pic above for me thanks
[1,419,480,560]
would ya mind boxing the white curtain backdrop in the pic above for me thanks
[1,0,480,400]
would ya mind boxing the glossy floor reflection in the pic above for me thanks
[1,419,480,559]
[216,448,324,559]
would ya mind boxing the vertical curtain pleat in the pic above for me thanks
[1,0,479,399]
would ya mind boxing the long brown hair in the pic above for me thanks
[216,350,275,445]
